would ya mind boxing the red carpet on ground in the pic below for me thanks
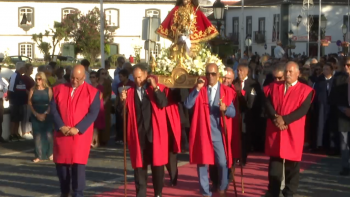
[94,153,324,197]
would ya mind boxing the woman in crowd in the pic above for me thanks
[97,68,112,146]
[28,72,53,163]
[21,63,34,139]
[89,71,105,148]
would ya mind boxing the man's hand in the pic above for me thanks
[4,97,8,101]
[274,114,285,126]
[147,77,157,89]
[219,102,227,112]
[278,125,288,131]
[67,127,79,136]
[196,78,205,91]
[60,126,71,136]
[36,113,46,121]
[234,82,241,92]
[345,108,350,117]
[120,90,127,102]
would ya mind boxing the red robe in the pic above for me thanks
[156,5,218,43]
[126,84,168,169]
[230,85,241,159]
[165,88,182,153]
[53,83,98,165]
[264,82,314,161]
[189,84,233,167]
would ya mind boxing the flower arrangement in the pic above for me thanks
[155,45,225,76]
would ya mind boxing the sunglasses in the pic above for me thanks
[346,64,350,67]
[274,76,283,80]
[205,72,217,76]
[35,78,42,81]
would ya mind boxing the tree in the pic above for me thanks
[32,18,71,63]
[32,31,52,62]
[63,7,113,65]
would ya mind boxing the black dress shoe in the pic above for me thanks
[339,168,350,176]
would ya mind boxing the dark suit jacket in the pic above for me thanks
[234,77,262,127]
[329,72,350,132]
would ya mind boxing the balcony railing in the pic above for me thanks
[254,31,266,44]
[230,33,239,45]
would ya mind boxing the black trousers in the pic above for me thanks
[115,110,123,141]
[268,157,300,197]
[166,129,178,186]
[55,163,85,197]
[134,140,164,197]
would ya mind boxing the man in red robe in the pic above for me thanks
[50,65,100,197]
[209,67,237,190]
[120,63,169,197]
[184,63,236,197]
[264,61,314,197]
[164,88,182,186]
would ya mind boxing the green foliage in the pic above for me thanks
[32,31,52,62]
[63,7,113,65]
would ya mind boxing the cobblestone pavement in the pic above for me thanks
[1,139,350,197]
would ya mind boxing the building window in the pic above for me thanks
[62,8,77,21]
[344,15,350,31]
[272,14,280,42]
[109,44,119,57]
[259,17,265,32]
[145,9,161,18]
[151,44,161,58]
[232,17,239,45]
[246,16,252,37]
[18,7,34,31]
[19,43,34,58]
[105,8,120,32]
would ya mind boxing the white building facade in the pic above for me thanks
[0,0,179,61]
[225,1,350,57]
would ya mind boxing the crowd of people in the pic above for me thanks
[1,51,350,197]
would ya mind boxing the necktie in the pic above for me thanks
[326,80,330,95]
[71,88,76,98]
[208,87,212,106]
[285,84,290,94]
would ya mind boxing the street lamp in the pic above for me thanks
[213,0,225,35]
[343,24,348,41]
[297,15,302,27]
[288,30,294,57]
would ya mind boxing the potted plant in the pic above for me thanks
[342,41,349,47]
[321,39,330,47]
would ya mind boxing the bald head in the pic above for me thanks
[206,63,219,86]
[71,65,86,87]
[285,61,300,85]
[223,67,234,86]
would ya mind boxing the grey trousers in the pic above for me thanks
[340,131,350,169]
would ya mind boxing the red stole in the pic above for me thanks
[165,88,181,153]
[230,84,241,159]
[53,83,98,165]
[189,84,233,167]
[126,84,168,169]
[264,81,314,161]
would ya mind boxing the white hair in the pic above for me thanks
[15,61,25,70]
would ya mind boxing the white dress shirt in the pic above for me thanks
[208,82,218,106]
[0,77,8,98]
[284,80,298,94]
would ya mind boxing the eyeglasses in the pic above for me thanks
[346,64,350,67]
[70,77,84,82]
[35,78,42,81]
[205,72,217,76]
[90,76,96,79]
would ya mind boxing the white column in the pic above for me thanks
[241,0,245,59]
[100,0,105,68]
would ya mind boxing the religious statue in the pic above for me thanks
[156,0,218,63]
